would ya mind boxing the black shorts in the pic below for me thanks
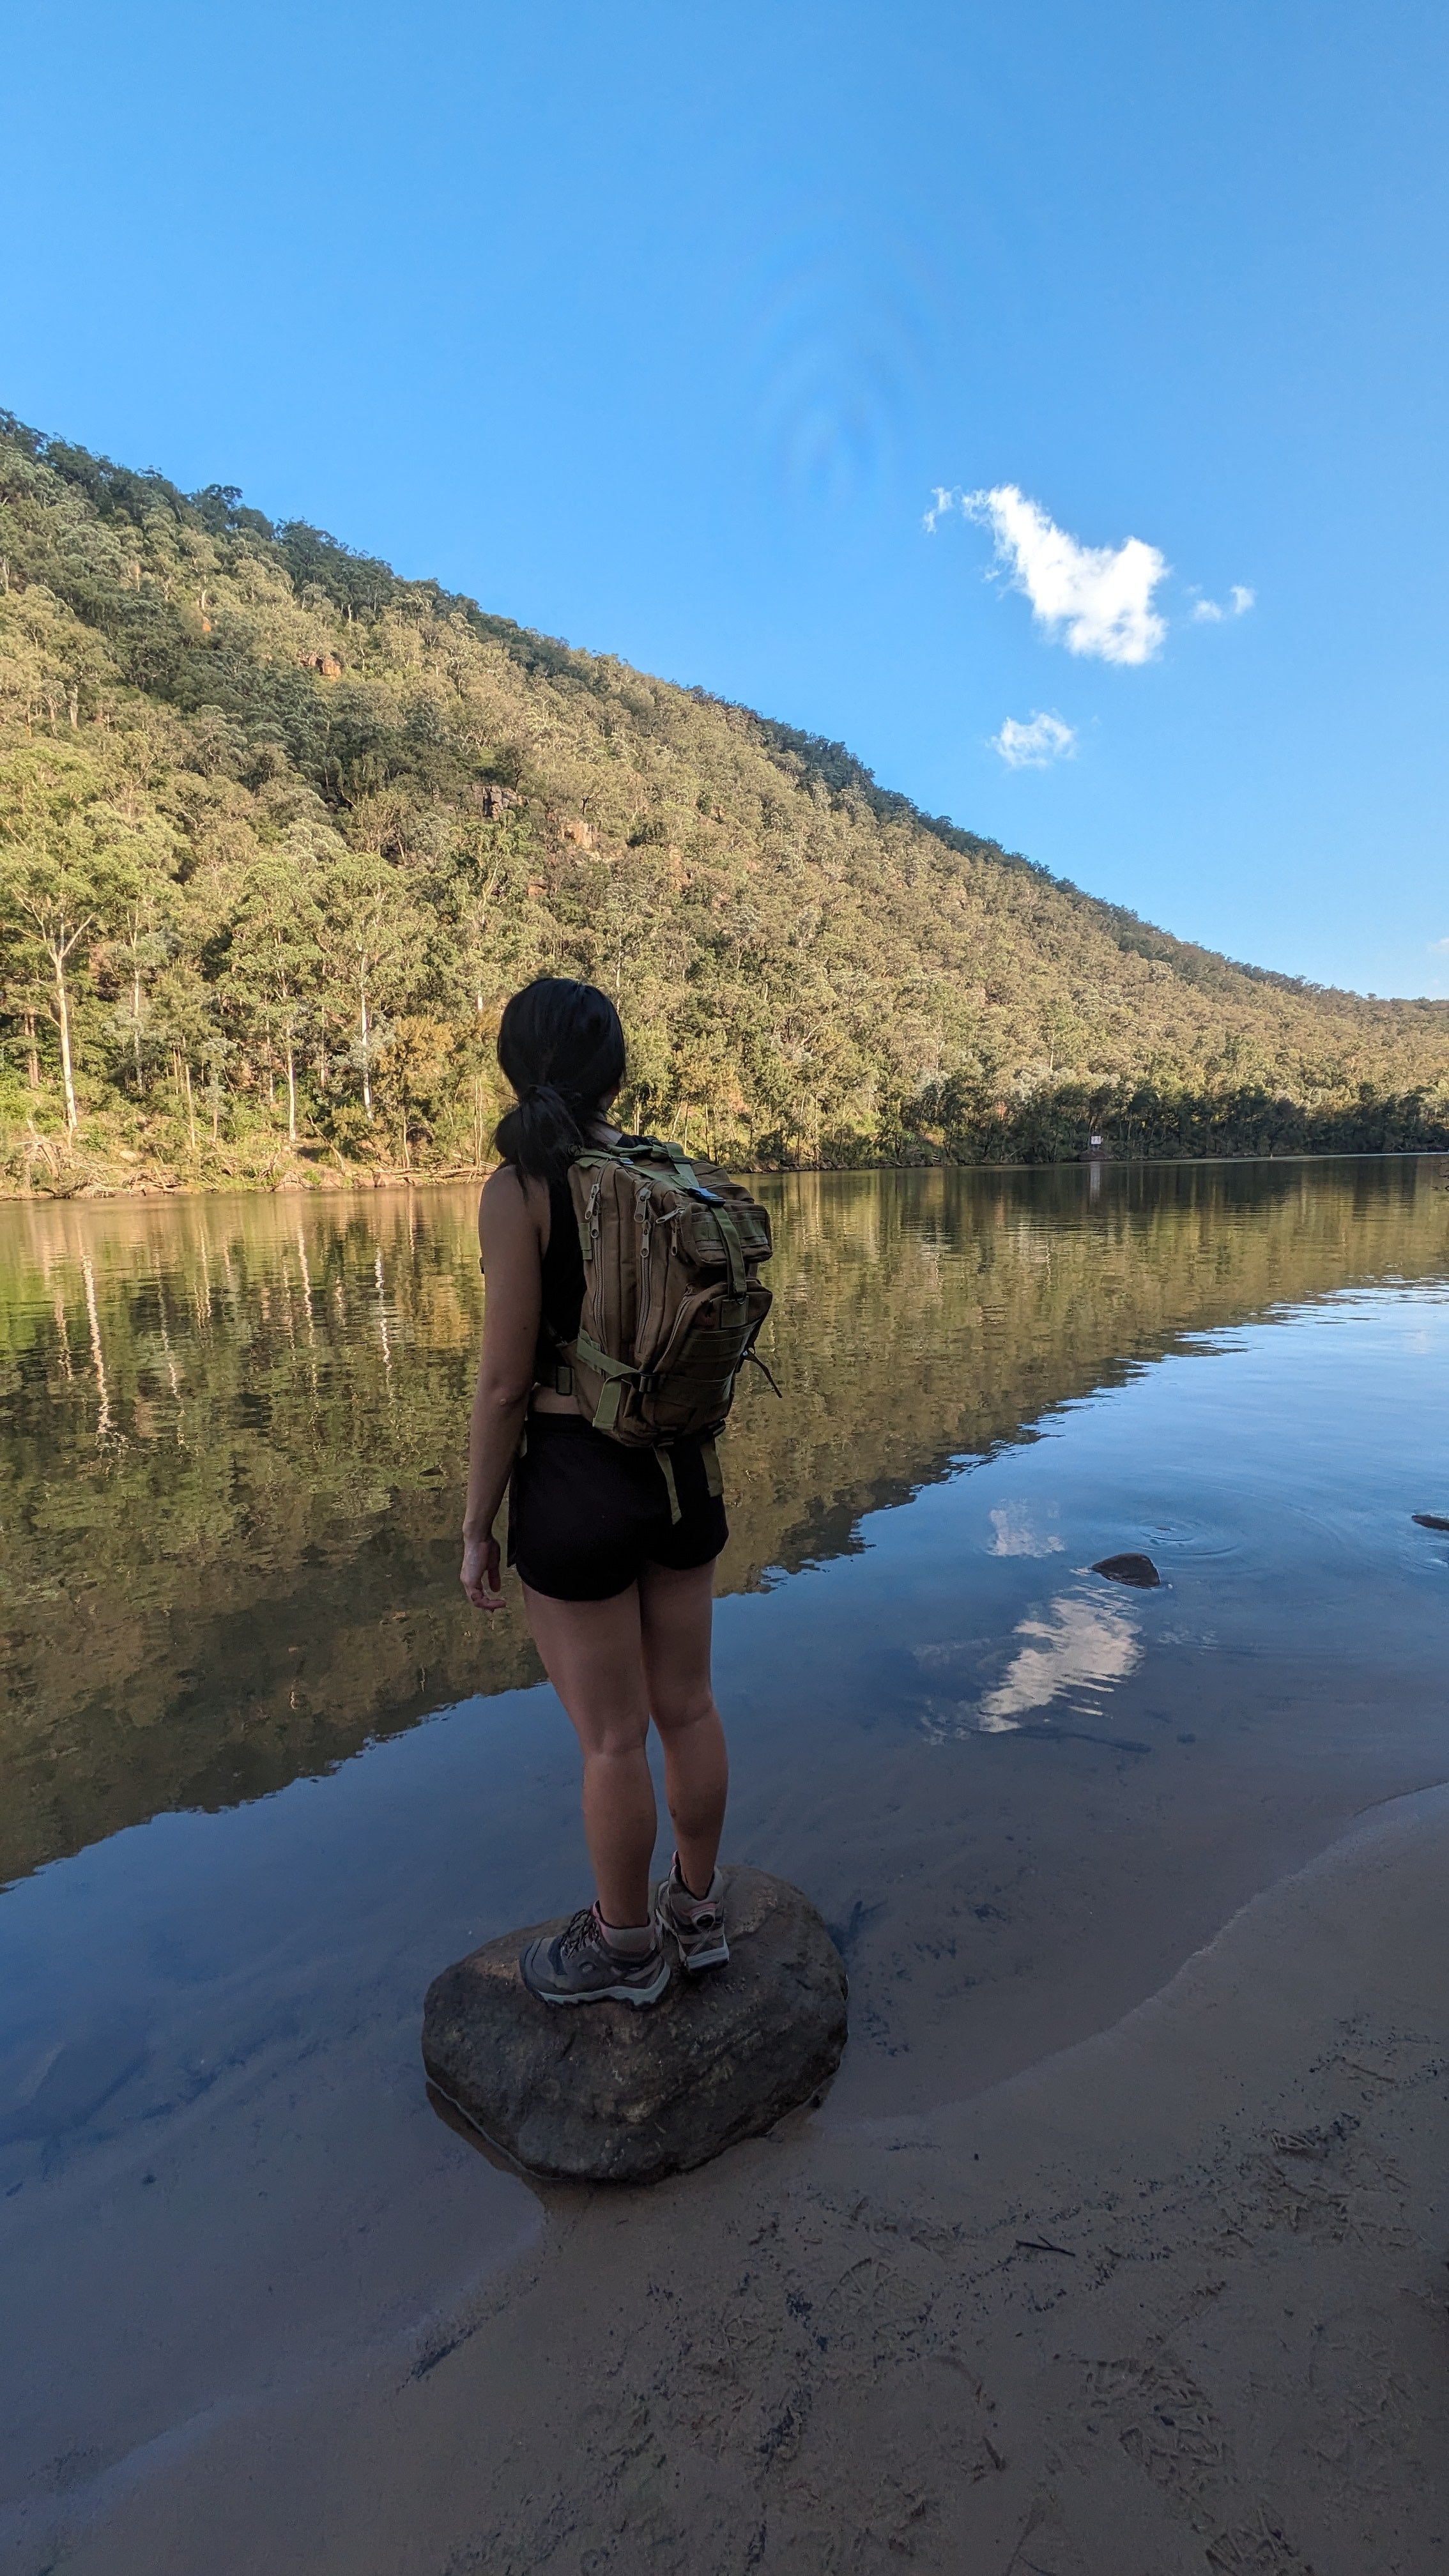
[509,1414,728,1602]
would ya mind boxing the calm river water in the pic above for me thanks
[3,1158,1448,2568]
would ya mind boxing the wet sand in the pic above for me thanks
[16,1781,1445,2576]
[420,1783,1449,2576]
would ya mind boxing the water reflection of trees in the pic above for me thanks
[1,1160,1445,1883]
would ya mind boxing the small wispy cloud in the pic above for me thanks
[1430,936,1449,954]
[929,483,1168,664]
[1191,583,1255,624]
[992,711,1076,770]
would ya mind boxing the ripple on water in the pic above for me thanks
[1139,1514,1245,1565]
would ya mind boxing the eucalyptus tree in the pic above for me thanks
[224,855,326,1142]
[3,862,91,1130]
[103,894,176,1095]
[316,853,418,1123]
[0,762,141,1135]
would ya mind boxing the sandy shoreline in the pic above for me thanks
[34,1779,1447,2576]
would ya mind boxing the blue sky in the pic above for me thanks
[6,0,1447,995]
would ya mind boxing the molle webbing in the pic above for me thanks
[553,1133,775,1460]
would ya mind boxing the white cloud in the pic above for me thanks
[929,482,1255,662]
[1430,936,1449,954]
[992,711,1076,770]
[963,484,1168,664]
[1192,582,1255,624]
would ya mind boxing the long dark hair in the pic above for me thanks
[494,977,627,1183]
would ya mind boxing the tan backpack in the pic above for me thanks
[540,1135,776,1516]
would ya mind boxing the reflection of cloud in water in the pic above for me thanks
[914,1592,1142,1738]
[978,1593,1140,1731]
[988,1500,1063,1558]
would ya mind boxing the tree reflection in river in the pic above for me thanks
[2,1157,1445,1882]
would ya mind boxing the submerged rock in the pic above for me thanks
[422,1866,848,2185]
[1091,1552,1162,1588]
[1412,1512,1449,1533]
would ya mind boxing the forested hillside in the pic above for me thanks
[2,409,1446,1192]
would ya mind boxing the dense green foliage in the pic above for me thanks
[3,409,1447,1190]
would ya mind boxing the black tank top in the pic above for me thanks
[539,1169,585,1349]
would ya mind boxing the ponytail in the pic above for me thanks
[494,1078,588,1183]
[494,978,627,1184]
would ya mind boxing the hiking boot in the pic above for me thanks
[654,1855,730,1974]
[519,1904,670,2007]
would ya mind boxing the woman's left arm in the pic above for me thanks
[460,1167,544,1609]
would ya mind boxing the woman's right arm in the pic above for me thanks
[459,1167,544,1610]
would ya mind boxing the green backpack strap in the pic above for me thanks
[568,1328,639,1433]
[713,1207,747,1298]
[655,1140,700,1190]
[661,1438,721,1517]
[603,1133,702,1190]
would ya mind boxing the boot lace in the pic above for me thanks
[558,1906,605,1962]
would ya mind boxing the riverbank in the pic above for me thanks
[429,1782,1449,2576]
[394,1784,1449,2576]
[17,1782,1446,2576]
[6,1138,1449,1203]
[1,1135,487,1200]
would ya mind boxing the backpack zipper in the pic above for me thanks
[637,1182,654,1357]
[583,1170,604,1344]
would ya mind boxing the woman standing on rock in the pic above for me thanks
[459,977,771,2010]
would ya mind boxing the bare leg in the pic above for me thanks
[639,1559,728,1897]
[521,1583,656,1926]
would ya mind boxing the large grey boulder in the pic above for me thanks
[421,1866,848,2185]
